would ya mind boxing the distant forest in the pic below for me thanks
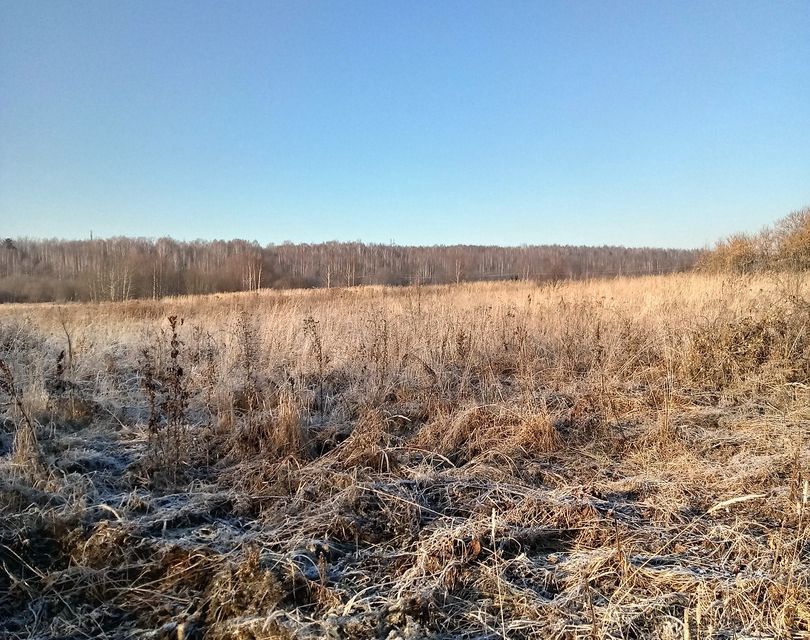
[0,237,700,303]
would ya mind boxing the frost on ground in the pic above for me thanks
[0,274,808,639]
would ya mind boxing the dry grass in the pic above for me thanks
[0,272,808,639]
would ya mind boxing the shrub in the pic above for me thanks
[700,207,810,273]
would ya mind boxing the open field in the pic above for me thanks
[0,273,809,639]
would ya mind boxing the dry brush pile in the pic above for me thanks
[0,272,808,639]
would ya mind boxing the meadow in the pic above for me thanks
[0,272,808,639]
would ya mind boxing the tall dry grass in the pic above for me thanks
[0,272,808,639]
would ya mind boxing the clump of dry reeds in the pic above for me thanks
[136,316,190,485]
[0,358,41,473]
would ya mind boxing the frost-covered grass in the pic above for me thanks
[1,272,808,639]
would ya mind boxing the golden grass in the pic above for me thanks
[0,272,808,639]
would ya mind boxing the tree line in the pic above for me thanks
[698,207,810,274]
[0,237,700,303]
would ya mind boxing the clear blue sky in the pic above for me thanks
[1,1,808,248]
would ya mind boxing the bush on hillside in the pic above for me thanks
[699,207,810,272]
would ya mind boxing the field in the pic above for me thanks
[1,273,809,639]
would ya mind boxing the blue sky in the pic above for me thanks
[1,1,808,248]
